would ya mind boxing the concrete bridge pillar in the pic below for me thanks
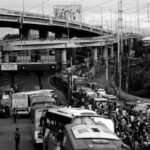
[20,28,30,40]
[110,45,114,58]
[61,49,67,71]
[0,46,2,63]
[125,39,128,46]
[55,32,63,39]
[103,46,107,59]
[93,47,98,61]
[93,47,98,75]
[39,30,48,39]
[4,53,9,63]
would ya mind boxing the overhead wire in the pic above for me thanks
[83,0,114,11]
[26,0,50,12]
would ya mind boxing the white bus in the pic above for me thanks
[30,104,57,145]
[29,94,56,108]
[42,107,115,150]
[62,124,131,150]
[21,89,55,97]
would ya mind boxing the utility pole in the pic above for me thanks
[136,0,140,33]
[105,20,109,92]
[115,11,118,33]
[124,13,126,33]
[100,7,103,28]
[42,0,44,15]
[68,57,72,103]
[23,0,25,13]
[118,0,123,98]
[20,0,25,40]
[130,14,132,33]
[148,3,150,21]
[110,9,113,31]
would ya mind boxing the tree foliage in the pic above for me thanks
[116,40,150,98]
[3,34,20,40]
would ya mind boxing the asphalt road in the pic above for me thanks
[0,71,66,150]
[0,72,66,104]
[0,118,36,150]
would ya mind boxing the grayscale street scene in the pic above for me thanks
[0,0,150,150]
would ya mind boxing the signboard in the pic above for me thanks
[74,77,86,85]
[1,63,17,70]
[71,125,119,140]
[12,93,28,108]
[53,5,82,22]
[1,94,11,107]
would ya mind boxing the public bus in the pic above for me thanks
[21,89,55,97]
[29,93,56,108]
[30,104,58,145]
[62,124,131,150]
[102,94,118,101]
[42,107,115,150]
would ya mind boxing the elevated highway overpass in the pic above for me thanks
[2,33,140,51]
[0,8,141,73]
[0,8,112,38]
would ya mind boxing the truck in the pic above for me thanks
[12,92,30,116]
[11,89,55,116]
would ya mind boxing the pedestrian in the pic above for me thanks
[13,108,17,123]
[14,127,20,150]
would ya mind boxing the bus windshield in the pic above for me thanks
[72,116,96,125]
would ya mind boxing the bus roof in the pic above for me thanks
[31,104,57,111]
[30,94,55,101]
[46,107,97,119]
[94,98,108,102]
[65,124,120,150]
[17,89,54,95]
[102,94,117,99]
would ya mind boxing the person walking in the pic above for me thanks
[13,108,17,123]
[14,127,20,150]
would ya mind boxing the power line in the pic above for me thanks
[26,0,50,12]
[84,0,114,11]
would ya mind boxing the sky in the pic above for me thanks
[0,0,150,37]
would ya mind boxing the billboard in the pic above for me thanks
[1,63,18,70]
[53,5,82,22]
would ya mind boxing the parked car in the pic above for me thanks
[94,97,108,109]
[96,88,106,97]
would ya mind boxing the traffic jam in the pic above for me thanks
[0,70,150,150]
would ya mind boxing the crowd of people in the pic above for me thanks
[70,88,150,150]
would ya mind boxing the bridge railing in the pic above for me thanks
[0,7,111,34]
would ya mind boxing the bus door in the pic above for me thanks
[44,119,64,150]
[31,109,44,144]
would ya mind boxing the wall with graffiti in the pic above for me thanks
[53,5,82,22]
